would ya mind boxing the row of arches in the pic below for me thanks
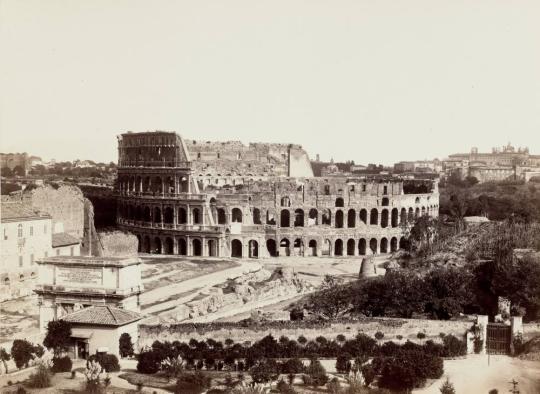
[263,236,405,257]
[118,175,189,194]
[120,205,203,225]
[136,234,215,256]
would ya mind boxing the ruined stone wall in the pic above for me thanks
[139,317,475,349]
[24,185,85,239]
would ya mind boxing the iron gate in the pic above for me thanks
[486,323,511,354]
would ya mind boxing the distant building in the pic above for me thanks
[0,153,29,175]
[0,202,52,301]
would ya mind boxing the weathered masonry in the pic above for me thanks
[116,131,439,258]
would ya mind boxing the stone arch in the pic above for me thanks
[143,236,151,253]
[143,176,151,192]
[144,206,151,222]
[178,238,187,255]
[266,210,276,225]
[347,239,355,256]
[217,208,227,224]
[335,197,344,207]
[380,238,389,253]
[421,206,426,216]
[408,207,414,222]
[232,208,243,223]
[266,239,277,257]
[178,207,187,224]
[391,208,399,228]
[399,237,407,250]
[360,209,367,224]
[294,209,304,227]
[231,239,243,257]
[136,234,142,252]
[308,240,317,256]
[193,208,201,224]
[253,208,262,224]
[400,208,407,225]
[164,207,174,224]
[415,207,420,218]
[382,197,389,206]
[154,176,163,193]
[293,238,303,255]
[335,239,344,256]
[322,239,332,256]
[390,237,398,252]
[280,210,290,227]
[248,240,259,258]
[335,210,344,228]
[358,238,367,255]
[347,209,356,228]
[154,207,162,223]
[321,209,331,225]
[308,209,318,225]
[280,238,290,256]
[370,208,378,225]
[153,237,162,254]
[280,196,291,207]
[381,209,389,228]
[369,238,378,254]
[415,197,420,204]
[192,238,202,256]
[208,239,217,256]
[164,237,174,254]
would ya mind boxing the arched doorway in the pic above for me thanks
[380,238,388,253]
[347,209,356,228]
[249,240,258,258]
[358,239,366,255]
[154,207,162,224]
[381,209,389,228]
[232,208,243,223]
[294,209,304,227]
[253,209,261,224]
[266,239,277,257]
[192,239,202,256]
[308,209,318,226]
[322,239,332,256]
[280,210,290,227]
[164,237,174,254]
[178,207,187,224]
[293,238,303,255]
[208,240,216,257]
[335,210,344,228]
[231,239,243,257]
[370,209,378,225]
[217,208,226,224]
[360,209,367,224]
[193,208,201,224]
[390,237,398,252]
[136,235,142,252]
[178,238,187,255]
[280,238,290,256]
[369,238,378,254]
[153,237,162,254]
[308,240,317,256]
[143,236,151,253]
[347,239,355,256]
[391,209,399,228]
[335,239,343,256]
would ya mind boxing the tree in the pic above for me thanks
[424,268,473,320]
[305,359,328,386]
[119,333,134,358]
[0,347,11,373]
[1,167,13,177]
[12,165,25,176]
[250,358,280,383]
[307,276,352,319]
[11,339,35,369]
[43,320,72,357]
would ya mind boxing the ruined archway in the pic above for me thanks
[359,209,367,224]
[280,210,290,227]
[322,239,332,256]
[153,237,162,254]
[208,240,216,257]
[178,207,187,224]
[370,208,378,225]
[358,239,366,255]
[178,238,187,255]
[164,207,174,224]
[400,208,407,225]
[294,209,304,227]
[391,208,399,228]
[322,209,331,225]
[381,209,389,228]
[293,238,303,255]
[280,238,290,256]
[165,237,174,254]
[369,238,378,254]
[253,208,262,224]
[335,239,343,256]
[192,239,202,256]
[266,239,277,257]
[193,208,201,224]
[249,240,259,258]
[335,197,344,207]
[335,210,344,228]
[308,239,317,256]
[217,208,226,224]
[380,238,388,253]
[232,208,243,223]
[308,209,318,226]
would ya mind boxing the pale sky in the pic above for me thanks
[1,0,539,165]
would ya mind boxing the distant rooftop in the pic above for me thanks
[0,202,50,222]
[52,232,81,248]
[61,305,143,327]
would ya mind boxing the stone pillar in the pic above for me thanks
[187,236,192,256]
[173,238,178,254]
[202,237,207,257]
[187,204,191,224]
[477,315,489,354]
[511,316,523,338]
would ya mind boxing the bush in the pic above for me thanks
[439,378,456,394]
[305,359,328,387]
[250,359,279,383]
[378,351,444,391]
[277,379,297,394]
[442,335,467,357]
[175,371,211,394]
[16,387,27,394]
[281,357,304,374]
[417,332,426,339]
[88,353,120,372]
[361,364,376,387]
[326,377,341,394]
[137,350,162,374]
[27,364,52,388]
[335,354,351,373]
[11,339,35,369]
[52,356,72,372]
[374,331,385,341]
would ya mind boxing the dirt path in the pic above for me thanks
[414,354,540,394]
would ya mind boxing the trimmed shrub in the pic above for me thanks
[250,359,279,383]
[374,331,385,341]
[119,333,134,358]
[442,335,467,357]
[417,332,426,339]
[175,371,211,394]
[88,354,120,372]
[52,356,72,372]
[281,357,304,374]
[137,350,162,374]
[335,354,351,373]
[305,359,328,387]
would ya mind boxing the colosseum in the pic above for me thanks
[116,131,439,258]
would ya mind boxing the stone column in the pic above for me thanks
[173,238,178,254]
[477,315,489,354]
[187,236,192,256]
[511,316,523,341]
[202,237,207,257]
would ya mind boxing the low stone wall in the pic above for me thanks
[139,317,476,349]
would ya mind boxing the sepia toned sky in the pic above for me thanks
[1,0,539,165]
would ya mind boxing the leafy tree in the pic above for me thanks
[11,339,35,369]
[1,167,13,177]
[424,267,473,319]
[119,333,134,358]
[250,358,279,383]
[0,347,11,373]
[43,320,72,357]
[12,165,25,176]
[307,278,352,319]
[305,359,328,387]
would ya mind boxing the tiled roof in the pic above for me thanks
[52,232,80,247]
[0,202,49,221]
[61,305,143,327]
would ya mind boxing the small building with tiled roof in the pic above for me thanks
[60,305,143,358]
[1,201,52,302]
